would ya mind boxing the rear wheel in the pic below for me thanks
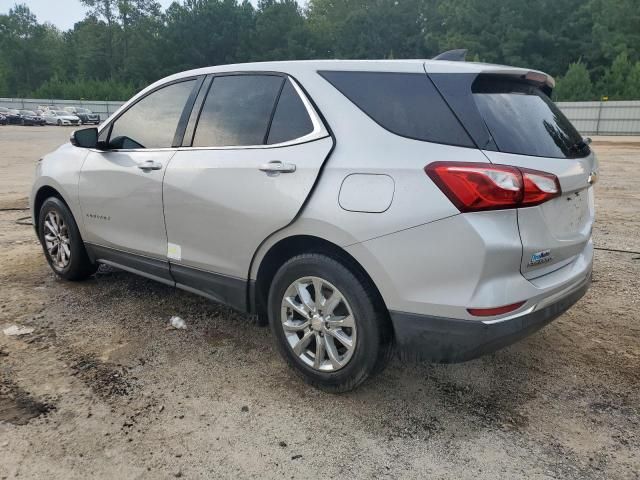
[268,253,393,392]
[38,197,97,281]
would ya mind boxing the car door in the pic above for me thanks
[79,78,200,282]
[162,73,332,307]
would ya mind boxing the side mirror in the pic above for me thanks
[70,127,98,148]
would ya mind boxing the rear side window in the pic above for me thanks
[267,80,314,145]
[472,76,589,159]
[193,75,284,147]
[320,71,474,147]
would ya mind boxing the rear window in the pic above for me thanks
[472,76,589,159]
[320,71,474,147]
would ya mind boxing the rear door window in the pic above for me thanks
[472,76,589,159]
[193,75,284,147]
[320,71,474,147]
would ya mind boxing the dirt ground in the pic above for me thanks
[0,125,638,479]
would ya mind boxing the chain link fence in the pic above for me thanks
[2,97,640,136]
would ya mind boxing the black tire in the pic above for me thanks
[57,120,62,126]
[268,253,393,393]
[38,197,97,281]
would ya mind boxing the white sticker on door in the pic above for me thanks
[167,243,182,261]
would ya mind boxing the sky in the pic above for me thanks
[0,0,280,31]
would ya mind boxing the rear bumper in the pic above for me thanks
[390,271,590,363]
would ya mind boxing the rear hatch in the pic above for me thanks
[428,67,597,280]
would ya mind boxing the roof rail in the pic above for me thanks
[432,49,468,62]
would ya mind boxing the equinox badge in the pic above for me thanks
[528,249,553,267]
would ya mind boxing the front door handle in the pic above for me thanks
[138,160,163,171]
[259,161,296,176]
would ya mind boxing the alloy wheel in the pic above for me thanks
[43,210,71,269]
[281,276,357,372]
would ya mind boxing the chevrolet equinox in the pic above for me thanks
[31,59,596,392]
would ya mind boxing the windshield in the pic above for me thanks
[55,111,68,116]
[77,108,91,113]
[472,76,588,159]
[21,110,36,116]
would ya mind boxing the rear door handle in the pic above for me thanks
[259,161,296,176]
[138,160,163,171]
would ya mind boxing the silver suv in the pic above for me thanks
[31,60,596,392]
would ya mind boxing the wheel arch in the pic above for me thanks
[252,235,390,327]
[33,185,70,235]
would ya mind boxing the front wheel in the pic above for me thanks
[57,120,62,126]
[268,253,393,392]
[38,197,97,281]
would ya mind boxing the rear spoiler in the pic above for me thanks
[428,51,555,91]
[477,69,556,93]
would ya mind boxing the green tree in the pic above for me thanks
[431,0,592,77]
[597,51,633,100]
[554,61,594,101]
[80,0,119,76]
[0,4,60,96]
[67,17,113,81]
[623,62,640,100]
[307,0,429,59]
[589,0,640,72]
[242,0,314,61]
[161,0,255,71]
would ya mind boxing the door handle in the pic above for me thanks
[138,160,163,171]
[259,161,296,176]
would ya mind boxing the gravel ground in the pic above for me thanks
[0,126,638,479]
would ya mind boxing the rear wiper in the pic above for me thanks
[568,139,590,153]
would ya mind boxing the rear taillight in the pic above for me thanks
[520,170,561,207]
[425,162,560,212]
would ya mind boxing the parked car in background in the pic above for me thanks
[0,107,22,125]
[0,113,7,125]
[64,107,100,125]
[43,110,81,126]
[38,104,63,112]
[18,110,46,126]
[30,59,596,392]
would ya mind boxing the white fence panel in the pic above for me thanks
[557,100,640,135]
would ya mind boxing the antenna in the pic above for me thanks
[432,49,468,62]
